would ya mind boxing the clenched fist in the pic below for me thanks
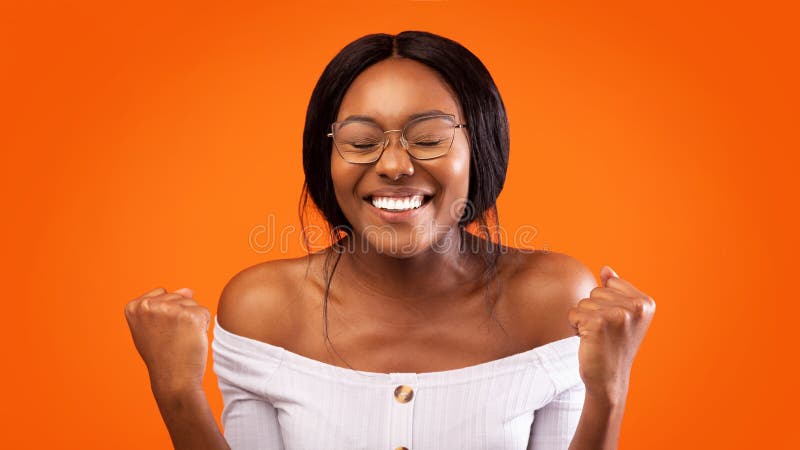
[124,287,211,395]
[568,266,656,402]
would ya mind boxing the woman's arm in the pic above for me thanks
[566,265,655,450]
[152,385,231,450]
[567,380,628,450]
[125,287,232,450]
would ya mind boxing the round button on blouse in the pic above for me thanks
[394,385,414,403]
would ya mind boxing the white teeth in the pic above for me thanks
[370,195,426,211]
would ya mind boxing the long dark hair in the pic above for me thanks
[299,31,511,364]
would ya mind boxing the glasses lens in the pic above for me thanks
[333,121,384,163]
[404,116,456,159]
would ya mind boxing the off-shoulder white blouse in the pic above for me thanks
[212,315,585,450]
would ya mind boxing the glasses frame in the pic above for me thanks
[326,113,468,164]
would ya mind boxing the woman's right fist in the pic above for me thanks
[124,287,211,394]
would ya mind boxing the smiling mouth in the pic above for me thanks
[364,194,433,212]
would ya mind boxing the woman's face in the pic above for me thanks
[331,57,470,257]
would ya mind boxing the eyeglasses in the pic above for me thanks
[326,114,467,164]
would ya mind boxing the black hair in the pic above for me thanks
[299,31,511,365]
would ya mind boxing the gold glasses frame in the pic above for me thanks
[326,113,468,164]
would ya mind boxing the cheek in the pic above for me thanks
[330,153,361,213]
[437,146,471,221]
[330,147,348,188]
[446,146,471,197]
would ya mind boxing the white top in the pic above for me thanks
[212,315,585,450]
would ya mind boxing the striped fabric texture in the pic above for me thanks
[212,315,584,450]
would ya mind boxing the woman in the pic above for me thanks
[125,31,656,450]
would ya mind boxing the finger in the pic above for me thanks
[576,298,604,311]
[567,308,597,336]
[605,276,647,299]
[173,287,194,298]
[161,293,200,306]
[176,299,199,307]
[567,307,582,333]
[584,293,644,317]
[141,293,198,307]
[587,296,628,310]
[604,295,653,318]
[140,287,166,299]
[600,265,618,287]
[156,292,190,301]
[589,286,629,301]
[181,305,212,328]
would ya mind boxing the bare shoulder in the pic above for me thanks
[216,253,322,346]
[500,249,598,343]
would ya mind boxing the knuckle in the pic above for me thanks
[589,315,606,328]
[141,298,178,316]
[155,287,167,295]
[177,307,196,321]
[589,286,604,297]
[610,306,630,324]
[179,305,207,323]
[630,298,646,317]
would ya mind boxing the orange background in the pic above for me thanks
[1,1,797,449]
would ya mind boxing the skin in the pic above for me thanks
[124,56,656,450]
[325,56,501,355]
[253,57,603,371]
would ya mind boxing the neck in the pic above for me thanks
[336,227,487,305]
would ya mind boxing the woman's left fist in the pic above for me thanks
[568,265,656,401]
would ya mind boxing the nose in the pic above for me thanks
[374,131,415,180]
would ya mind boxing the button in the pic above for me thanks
[394,384,414,403]
[394,447,409,450]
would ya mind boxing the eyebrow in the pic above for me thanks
[341,109,452,123]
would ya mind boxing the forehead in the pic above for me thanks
[336,57,462,127]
